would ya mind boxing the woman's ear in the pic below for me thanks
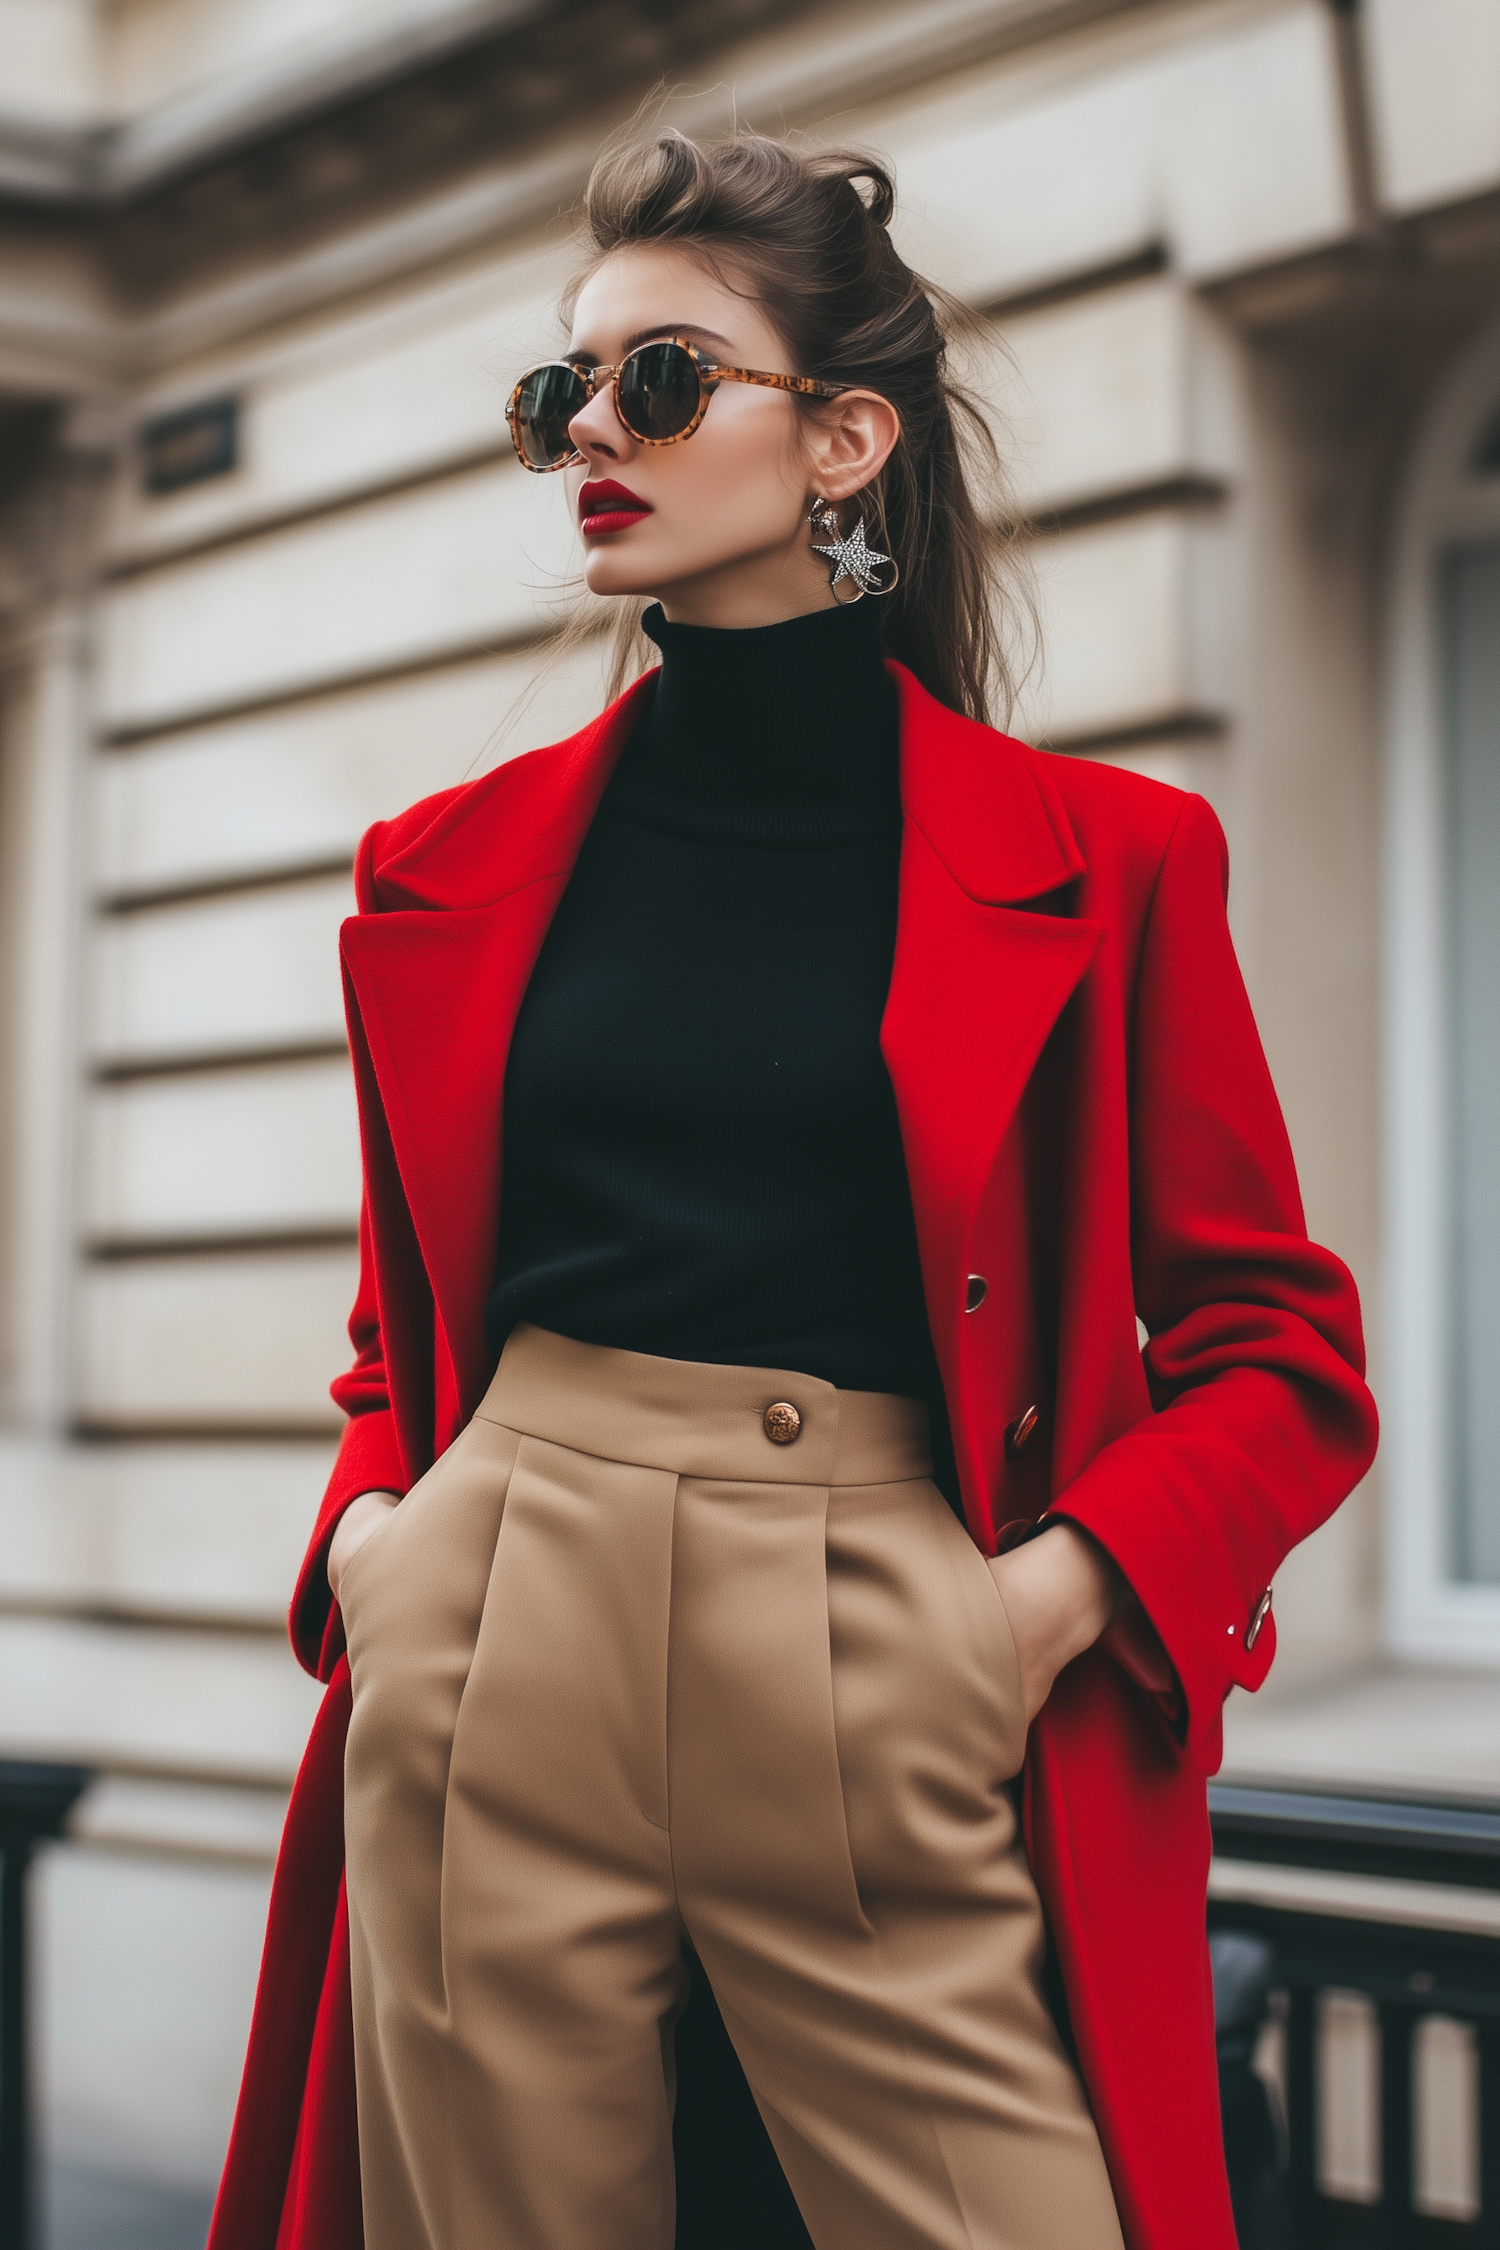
[805,389,901,505]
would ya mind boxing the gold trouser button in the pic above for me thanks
[763,1401,802,1445]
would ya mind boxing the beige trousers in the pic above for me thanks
[342,1324,1123,2250]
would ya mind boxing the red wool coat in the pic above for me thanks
[209,661,1376,2250]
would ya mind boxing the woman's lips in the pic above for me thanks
[579,479,652,537]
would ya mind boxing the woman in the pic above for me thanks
[210,131,1377,2250]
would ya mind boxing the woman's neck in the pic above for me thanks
[649,547,836,631]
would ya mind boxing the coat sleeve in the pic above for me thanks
[287,820,412,1683]
[1049,793,1378,1773]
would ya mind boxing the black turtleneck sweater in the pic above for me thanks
[485,597,954,1499]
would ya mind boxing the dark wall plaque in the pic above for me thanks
[139,396,239,495]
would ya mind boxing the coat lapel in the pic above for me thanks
[339,678,652,1426]
[880,667,1104,1505]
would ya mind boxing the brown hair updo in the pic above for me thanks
[563,127,1034,728]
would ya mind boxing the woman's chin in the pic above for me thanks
[582,547,666,600]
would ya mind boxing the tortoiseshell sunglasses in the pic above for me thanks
[505,335,846,472]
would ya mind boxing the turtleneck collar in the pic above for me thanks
[603,597,900,846]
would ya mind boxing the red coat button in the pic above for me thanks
[1245,1588,1272,1650]
[1005,1405,1040,1455]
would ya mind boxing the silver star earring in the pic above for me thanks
[810,498,899,601]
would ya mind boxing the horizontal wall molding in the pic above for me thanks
[1044,706,1229,756]
[1204,181,1500,336]
[85,1223,359,1264]
[1025,471,1229,540]
[99,619,565,749]
[68,1828,279,1872]
[981,240,1169,325]
[71,1415,343,1445]
[0,1590,286,1639]
[99,852,356,918]
[67,1768,293,1869]
[5,1741,299,1793]
[104,437,516,586]
[91,1036,349,1086]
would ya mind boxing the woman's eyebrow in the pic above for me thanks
[563,323,738,365]
[621,323,738,353]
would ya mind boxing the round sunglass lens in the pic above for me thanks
[618,343,703,441]
[515,364,588,468]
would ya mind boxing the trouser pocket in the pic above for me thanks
[824,1474,1030,1918]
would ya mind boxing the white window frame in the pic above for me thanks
[1384,306,1500,1661]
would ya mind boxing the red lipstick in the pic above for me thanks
[579,478,652,536]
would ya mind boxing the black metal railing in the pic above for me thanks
[1209,1781,1500,2248]
[0,1763,91,2250]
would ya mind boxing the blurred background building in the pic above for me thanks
[0,0,1497,2242]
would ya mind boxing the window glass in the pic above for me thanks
[1442,538,1500,1581]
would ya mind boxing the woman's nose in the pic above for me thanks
[569,378,632,462]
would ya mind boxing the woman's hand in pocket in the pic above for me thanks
[328,1490,400,1605]
[987,1522,1121,1725]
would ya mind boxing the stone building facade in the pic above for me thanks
[1,0,1497,2227]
